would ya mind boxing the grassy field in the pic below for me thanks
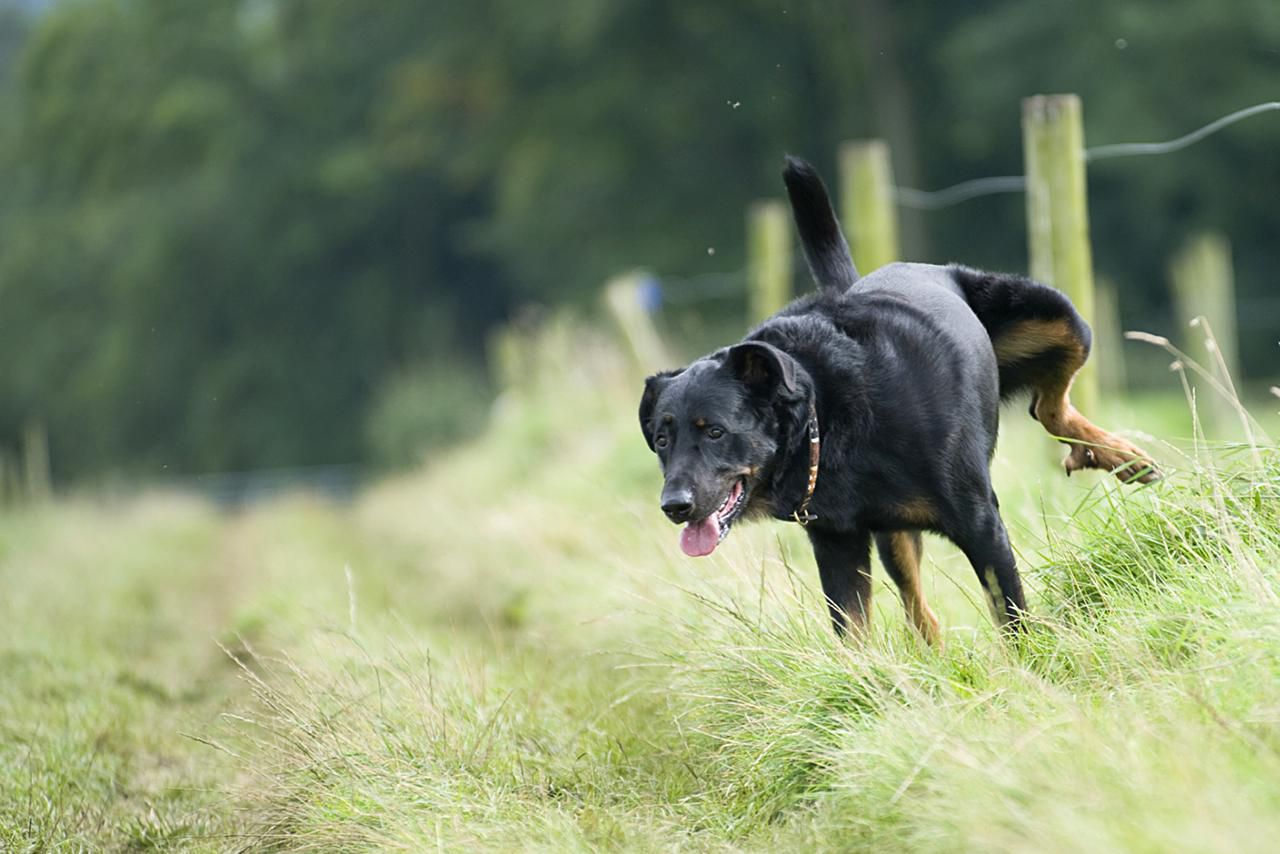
[2,333,1279,851]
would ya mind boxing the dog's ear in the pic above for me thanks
[727,341,799,398]
[639,368,684,451]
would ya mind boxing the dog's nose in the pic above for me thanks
[661,488,695,523]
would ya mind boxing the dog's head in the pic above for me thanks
[639,341,807,557]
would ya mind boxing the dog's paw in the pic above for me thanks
[1063,436,1161,484]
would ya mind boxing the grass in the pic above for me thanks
[1,327,1278,851]
[0,498,236,849]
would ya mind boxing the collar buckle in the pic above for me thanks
[792,508,818,526]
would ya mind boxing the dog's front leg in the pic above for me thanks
[806,528,873,637]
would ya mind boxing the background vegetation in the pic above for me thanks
[2,1,1279,849]
[0,0,1277,479]
[2,326,1278,850]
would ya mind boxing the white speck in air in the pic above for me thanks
[707,247,716,256]
[1115,38,1128,49]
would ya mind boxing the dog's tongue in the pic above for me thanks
[680,516,720,557]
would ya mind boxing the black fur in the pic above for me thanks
[640,157,1151,637]
[949,265,1093,401]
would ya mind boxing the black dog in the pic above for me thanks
[639,157,1159,641]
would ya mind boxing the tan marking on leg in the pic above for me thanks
[993,318,1084,363]
[1034,373,1161,484]
[895,498,937,527]
[886,532,941,647]
[996,317,1161,483]
[826,568,874,640]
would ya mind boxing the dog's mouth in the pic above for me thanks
[679,479,748,557]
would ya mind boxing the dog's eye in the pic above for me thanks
[706,426,725,440]
[655,434,669,449]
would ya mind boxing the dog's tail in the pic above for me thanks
[783,155,859,294]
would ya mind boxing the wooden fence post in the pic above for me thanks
[1170,232,1240,434]
[22,421,51,502]
[1022,94,1098,416]
[603,270,672,373]
[747,200,792,324]
[839,139,900,273]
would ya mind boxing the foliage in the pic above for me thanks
[0,0,1277,477]
[363,362,492,468]
[3,317,1279,849]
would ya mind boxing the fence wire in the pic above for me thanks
[1085,101,1280,163]
[656,100,1280,304]
[894,100,1280,210]
[893,175,1026,210]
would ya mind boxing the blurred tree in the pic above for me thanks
[0,0,1275,480]
[935,0,1280,371]
[0,6,27,86]
[0,0,505,474]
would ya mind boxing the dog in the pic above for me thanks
[638,157,1159,641]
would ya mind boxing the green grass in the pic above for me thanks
[2,333,1278,851]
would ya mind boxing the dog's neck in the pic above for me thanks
[766,384,822,524]
[749,323,872,525]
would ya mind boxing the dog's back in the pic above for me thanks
[782,157,994,350]
[781,158,1093,409]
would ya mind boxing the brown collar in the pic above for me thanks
[791,402,820,526]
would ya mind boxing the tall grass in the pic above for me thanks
[2,318,1277,851]
[218,437,1279,851]
[212,328,1280,851]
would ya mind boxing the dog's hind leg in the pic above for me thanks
[952,265,1160,484]
[1000,319,1160,483]
[875,531,941,646]
[948,500,1027,631]
[807,528,873,637]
